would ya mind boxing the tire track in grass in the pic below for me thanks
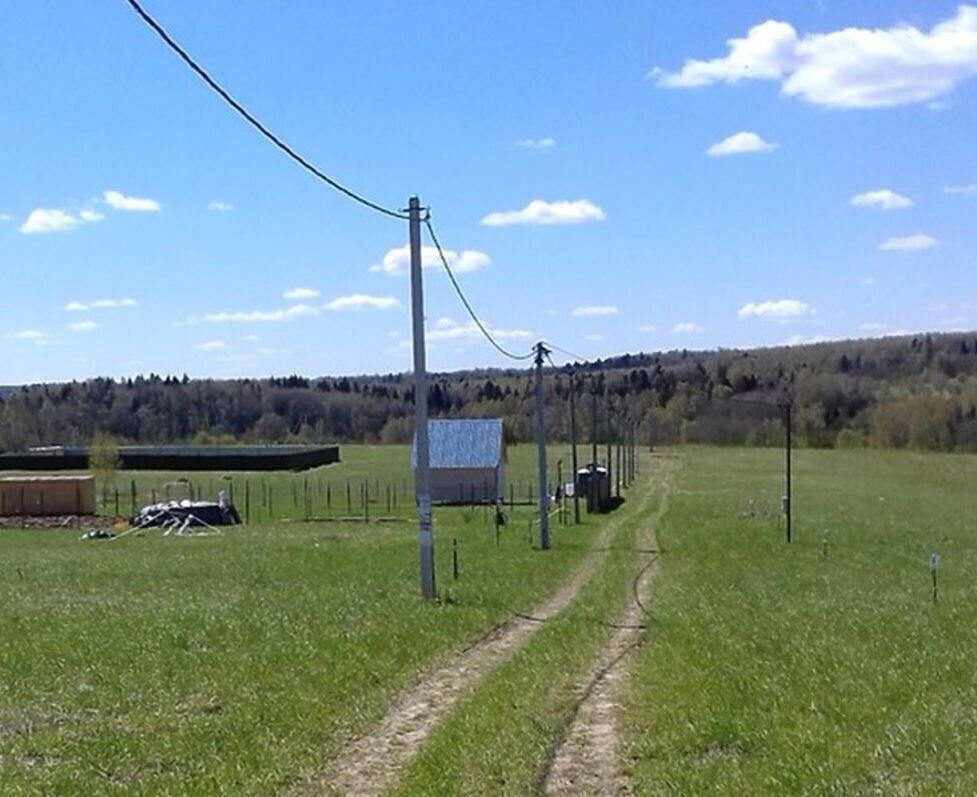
[289,482,656,797]
[541,460,676,797]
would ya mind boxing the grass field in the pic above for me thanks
[0,443,599,796]
[83,443,582,521]
[624,447,977,796]
[2,446,975,795]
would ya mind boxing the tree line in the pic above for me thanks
[2,332,976,453]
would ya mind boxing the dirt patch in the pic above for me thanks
[289,478,657,797]
[541,461,676,797]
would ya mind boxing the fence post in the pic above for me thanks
[245,480,251,524]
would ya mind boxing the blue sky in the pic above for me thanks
[2,1,976,384]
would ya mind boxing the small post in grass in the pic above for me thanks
[452,538,459,580]
[930,553,941,603]
[821,530,829,559]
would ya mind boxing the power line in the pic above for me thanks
[123,0,407,220]
[423,216,535,362]
[544,341,588,363]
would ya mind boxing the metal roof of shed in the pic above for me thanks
[410,419,504,470]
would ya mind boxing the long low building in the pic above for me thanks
[0,444,340,472]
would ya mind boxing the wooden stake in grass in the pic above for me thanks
[452,538,459,581]
[930,553,941,603]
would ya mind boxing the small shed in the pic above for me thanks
[0,475,96,516]
[411,419,506,504]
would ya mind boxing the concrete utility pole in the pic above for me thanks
[409,196,435,598]
[568,372,580,524]
[589,383,598,513]
[534,342,550,549]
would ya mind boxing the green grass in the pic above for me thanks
[0,487,596,795]
[76,443,579,520]
[390,454,666,797]
[624,447,977,796]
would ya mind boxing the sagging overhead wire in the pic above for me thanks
[423,216,535,362]
[123,0,408,221]
[544,341,588,363]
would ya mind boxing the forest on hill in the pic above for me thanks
[2,331,976,453]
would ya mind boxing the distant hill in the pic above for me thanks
[1,331,976,452]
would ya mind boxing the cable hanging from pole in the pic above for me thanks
[123,0,408,220]
[423,216,535,362]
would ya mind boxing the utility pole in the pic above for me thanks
[534,341,550,549]
[568,372,580,524]
[784,398,793,544]
[409,196,435,598]
[590,382,598,513]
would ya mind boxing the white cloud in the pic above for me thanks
[638,324,658,333]
[585,333,603,342]
[515,137,556,152]
[67,321,98,332]
[481,199,606,227]
[20,207,103,235]
[945,183,977,196]
[427,317,533,343]
[739,299,813,319]
[195,340,227,351]
[283,287,320,300]
[203,304,319,323]
[208,201,233,212]
[571,305,619,317]
[0,213,11,222]
[783,334,831,346]
[65,298,138,311]
[103,190,161,212]
[324,294,400,311]
[879,234,939,251]
[671,322,703,334]
[861,276,877,286]
[653,5,977,109]
[6,329,48,341]
[849,189,913,210]
[706,131,778,157]
[371,244,490,276]
[860,322,887,331]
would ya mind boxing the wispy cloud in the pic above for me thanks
[638,324,658,333]
[861,276,877,286]
[706,131,778,157]
[203,304,319,323]
[879,234,939,251]
[515,137,556,152]
[849,189,913,210]
[207,200,233,212]
[371,245,490,276]
[651,6,977,109]
[585,333,603,342]
[4,329,53,345]
[283,287,320,300]
[195,340,227,351]
[739,298,813,319]
[20,207,104,235]
[103,190,161,212]
[671,322,703,334]
[67,321,98,332]
[571,305,619,317]
[324,294,399,311]
[0,213,12,222]
[427,317,532,343]
[481,199,606,227]
[944,183,977,196]
[65,298,137,312]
